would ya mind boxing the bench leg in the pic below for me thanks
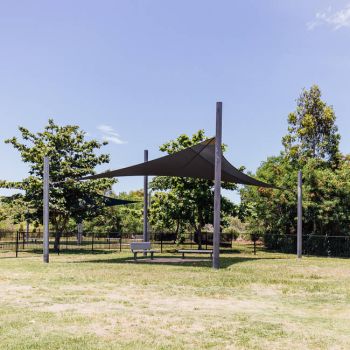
[151,252,154,260]
[182,252,185,259]
[134,252,137,261]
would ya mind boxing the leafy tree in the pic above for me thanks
[282,84,340,165]
[0,119,116,250]
[150,130,237,248]
[241,85,350,254]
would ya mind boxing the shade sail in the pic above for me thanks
[83,138,277,188]
[102,196,139,207]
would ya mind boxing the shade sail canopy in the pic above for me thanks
[102,196,139,207]
[83,138,277,188]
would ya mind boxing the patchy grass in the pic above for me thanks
[0,244,350,349]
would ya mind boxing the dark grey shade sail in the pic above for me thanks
[82,138,278,188]
[102,196,139,207]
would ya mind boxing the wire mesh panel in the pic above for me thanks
[264,233,350,257]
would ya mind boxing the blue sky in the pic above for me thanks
[1,0,350,201]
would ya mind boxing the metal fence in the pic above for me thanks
[4,230,348,258]
[0,231,235,257]
[264,233,350,258]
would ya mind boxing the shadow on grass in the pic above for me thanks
[13,249,119,256]
[74,254,284,269]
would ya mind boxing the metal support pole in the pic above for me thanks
[213,102,222,269]
[143,150,149,242]
[26,210,29,244]
[15,231,19,258]
[43,156,50,263]
[297,170,303,259]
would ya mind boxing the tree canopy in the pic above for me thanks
[0,119,116,249]
[241,85,350,252]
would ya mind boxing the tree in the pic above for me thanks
[241,86,350,255]
[150,130,237,248]
[282,84,340,166]
[1,119,116,250]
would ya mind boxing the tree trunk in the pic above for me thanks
[77,222,83,245]
[196,227,202,250]
[54,231,61,252]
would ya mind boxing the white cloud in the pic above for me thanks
[97,124,127,144]
[307,4,350,30]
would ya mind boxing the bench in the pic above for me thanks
[130,242,159,261]
[177,249,213,259]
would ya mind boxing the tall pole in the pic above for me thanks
[43,156,50,263]
[143,150,149,242]
[213,102,222,269]
[297,170,302,259]
[26,209,29,243]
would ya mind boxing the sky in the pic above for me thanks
[1,0,350,202]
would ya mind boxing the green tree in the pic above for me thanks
[282,84,340,165]
[0,119,116,250]
[150,130,237,248]
[241,86,350,253]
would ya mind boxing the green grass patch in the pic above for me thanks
[0,243,349,349]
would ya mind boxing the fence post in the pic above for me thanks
[92,233,94,252]
[231,233,233,249]
[190,232,193,248]
[108,235,110,250]
[205,232,208,250]
[120,233,122,252]
[161,233,163,253]
[15,231,19,258]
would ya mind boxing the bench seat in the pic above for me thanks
[177,249,213,259]
[130,242,159,261]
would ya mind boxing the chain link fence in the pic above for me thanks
[264,233,350,258]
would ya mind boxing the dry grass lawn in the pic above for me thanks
[0,243,350,349]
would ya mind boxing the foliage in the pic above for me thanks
[0,119,116,248]
[84,190,144,235]
[241,85,350,247]
[282,85,340,166]
[222,217,247,240]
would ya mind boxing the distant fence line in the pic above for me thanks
[1,230,349,258]
[264,233,350,258]
[0,231,235,257]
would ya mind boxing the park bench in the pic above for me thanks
[177,249,213,259]
[130,242,159,261]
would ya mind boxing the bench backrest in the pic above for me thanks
[130,242,151,251]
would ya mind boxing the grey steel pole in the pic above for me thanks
[297,170,302,259]
[26,209,29,243]
[213,102,222,269]
[43,156,50,263]
[143,150,149,242]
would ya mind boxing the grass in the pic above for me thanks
[0,243,350,349]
